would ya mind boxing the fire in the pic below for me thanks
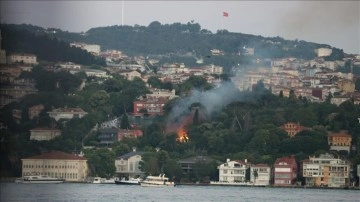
[176,127,189,143]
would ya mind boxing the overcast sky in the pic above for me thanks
[1,1,359,54]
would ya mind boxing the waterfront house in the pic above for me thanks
[178,155,215,174]
[21,151,88,182]
[114,148,144,177]
[217,159,250,183]
[273,156,297,186]
[302,153,351,188]
[250,164,271,186]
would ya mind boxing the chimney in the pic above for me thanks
[226,158,230,162]
[245,159,247,163]
[132,147,136,152]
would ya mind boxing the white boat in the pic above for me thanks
[92,177,116,184]
[115,177,141,185]
[140,174,175,187]
[92,177,102,184]
[15,175,64,184]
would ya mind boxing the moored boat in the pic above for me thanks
[140,174,175,187]
[15,175,64,184]
[115,177,141,185]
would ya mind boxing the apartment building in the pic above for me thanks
[302,153,351,188]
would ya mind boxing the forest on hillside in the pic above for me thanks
[1,65,359,182]
[1,23,345,63]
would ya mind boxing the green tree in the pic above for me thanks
[120,113,131,129]
[84,148,116,178]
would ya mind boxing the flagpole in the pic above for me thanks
[121,0,124,26]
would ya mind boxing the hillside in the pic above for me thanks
[0,24,106,66]
[0,22,345,63]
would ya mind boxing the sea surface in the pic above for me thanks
[1,183,359,202]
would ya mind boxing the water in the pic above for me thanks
[1,183,359,202]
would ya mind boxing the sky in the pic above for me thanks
[1,1,359,54]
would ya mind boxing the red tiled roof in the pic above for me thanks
[22,151,86,160]
[328,130,351,137]
[275,156,296,165]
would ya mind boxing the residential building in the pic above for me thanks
[29,127,61,141]
[178,156,215,174]
[0,79,38,108]
[315,48,332,57]
[302,153,351,188]
[83,69,110,78]
[21,151,88,182]
[250,164,271,186]
[217,159,250,183]
[273,156,297,186]
[58,62,81,70]
[47,107,88,121]
[7,53,37,65]
[146,88,178,100]
[70,42,100,55]
[114,148,144,177]
[119,70,141,81]
[280,122,306,138]
[328,130,352,153]
[98,127,119,145]
[337,79,355,93]
[118,129,143,141]
[133,97,168,116]
[28,104,45,120]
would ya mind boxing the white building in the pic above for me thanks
[146,88,178,100]
[114,148,144,177]
[29,127,61,141]
[250,164,271,186]
[70,42,101,55]
[217,159,250,183]
[119,70,141,81]
[47,107,88,121]
[58,62,81,70]
[83,69,110,78]
[21,151,88,182]
[315,48,332,57]
[302,153,351,188]
[7,53,37,65]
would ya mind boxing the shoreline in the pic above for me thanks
[1,178,359,190]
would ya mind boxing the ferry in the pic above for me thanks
[140,174,175,187]
[15,175,64,184]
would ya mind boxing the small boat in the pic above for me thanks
[140,174,175,187]
[15,175,64,184]
[115,177,141,185]
[92,177,102,184]
[92,177,116,184]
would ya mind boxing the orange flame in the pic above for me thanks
[176,127,189,143]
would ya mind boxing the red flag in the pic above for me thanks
[223,11,229,17]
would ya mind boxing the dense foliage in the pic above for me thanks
[1,66,359,182]
[0,24,106,66]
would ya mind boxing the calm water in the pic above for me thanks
[1,183,359,202]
